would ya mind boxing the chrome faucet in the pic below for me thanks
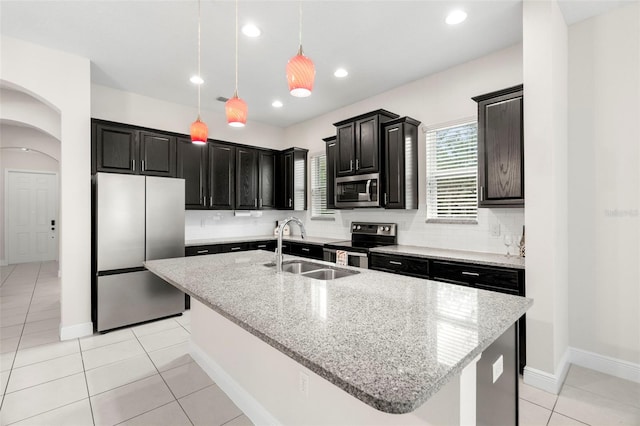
[276,217,307,273]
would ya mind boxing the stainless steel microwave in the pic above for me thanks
[335,173,380,208]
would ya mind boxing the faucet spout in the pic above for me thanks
[276,217,307,273]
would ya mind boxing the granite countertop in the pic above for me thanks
[145,251,531,414]
[185,235,341,247]
[370,245,526,269]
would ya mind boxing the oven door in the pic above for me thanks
[323,248,368,269]
[335,173,380,208]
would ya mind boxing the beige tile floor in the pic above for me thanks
[2,262,639,425]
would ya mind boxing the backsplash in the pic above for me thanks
[185,208,524,255]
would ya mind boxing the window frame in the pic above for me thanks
[310,152,335,220]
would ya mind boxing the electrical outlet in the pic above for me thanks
[490,223,501,237]
[299,372,309,398]
[492,355,503,383]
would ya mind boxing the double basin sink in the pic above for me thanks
[267,260,360,281]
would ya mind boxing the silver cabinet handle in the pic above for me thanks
[141,160,145,171]
[461,271,480,277]
[329,143,336,147]
[231,247,241,251]
[389,260,402,265]
[131,160,135,171]
[288,198,292,208]
[257,244,267,248]
[254,199,257,208]
[196,249,209,254]
[259,198,262,208]
[210,196,213,206]
[384,193,388,205]
[350,160,353,171]
[301,247,310,252]
[356,159,359,170]
[479,186,484,202]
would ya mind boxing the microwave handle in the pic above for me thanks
[365,179,372,201]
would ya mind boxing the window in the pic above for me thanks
[310,154,334,219]
[426,120,478,222]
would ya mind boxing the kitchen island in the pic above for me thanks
[145,250,531,425]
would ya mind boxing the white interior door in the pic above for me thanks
[7,171,58,264]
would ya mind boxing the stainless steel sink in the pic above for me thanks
[301,268,359,280]
[265,259,359,280]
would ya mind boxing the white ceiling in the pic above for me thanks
[0,1,633,128]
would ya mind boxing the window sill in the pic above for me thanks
[425,218,478,225]
[310,216,336,221]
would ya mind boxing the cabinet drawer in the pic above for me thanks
[430,260,520,293]
[370,253,429,279]
[218,242,252,253]
[251,240,276,251]
[288,242,324,260]
[185,245,219,256]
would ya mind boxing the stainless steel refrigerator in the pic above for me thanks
[93,172,185,332]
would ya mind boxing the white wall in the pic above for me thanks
[0,88,61,140]
[568,3,640,366]
[1,35,92,340]
[283,44,525,253]
[0,124,61,264]
[92,84,287,151]
[522,0,570,391]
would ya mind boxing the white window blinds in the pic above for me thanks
[294,156,305,210]
[426,120,478,221]
[310,154,334,218]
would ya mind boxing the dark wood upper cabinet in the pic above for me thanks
[333,110,399,178]
[94,123,137,174]
[383,117,420,209]
[139,131,176,177]
[258,151,276,209]
[209,143,236,210]
[473,85,524,207]
[177,137,207,209]
[235,147,258,210]
[323,136,337,210]
[278,148,308,210]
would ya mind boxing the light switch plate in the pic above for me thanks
[492,355,503,383]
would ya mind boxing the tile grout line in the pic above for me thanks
[0,262,43,412]
[562,382,640,411]
[220,413,245,426]
[78,338,97,426]
[128,330,195,426]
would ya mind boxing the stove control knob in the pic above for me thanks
[352,225,357,230]
[356,225,361,230]
[384,226,390,232]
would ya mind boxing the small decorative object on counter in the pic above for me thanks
[519,225,525,257]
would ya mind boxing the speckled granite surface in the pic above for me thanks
[145,251,531,414]
[371,245,526,269]
[185,235,339,247]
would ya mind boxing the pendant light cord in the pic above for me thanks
[298,1,303,50]
[197,0,202,118]
[235,0,239,94]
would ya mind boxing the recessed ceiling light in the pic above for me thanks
[190,75,204,85]
[446,10,467,25]
[334,68,349,78]
[272,100,283,108]
[21,147,30,152]
[242,24,261,38]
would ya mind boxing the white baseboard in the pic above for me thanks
[59,322,93,340]
[523,348,570,394]
[190,341,281,426]
[570,347,640,384]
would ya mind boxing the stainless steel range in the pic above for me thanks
[323,222,397,269]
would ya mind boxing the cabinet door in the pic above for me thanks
[355,115,379,174]
[209,143,235,209]
[258,151,276,209]
[139,131,176,177]
[325,138,337,209]
[336,123,355,176]
[235,147,258,210]
[476,87,524,207]
[95,123,137,174]
[279,152,294,209]
[177,138,207,209]
[384,123,404,208]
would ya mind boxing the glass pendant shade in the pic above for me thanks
[286,46,315,97]
[225,93,248,127]
[190,117,208,144]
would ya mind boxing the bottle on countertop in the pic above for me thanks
[519,225,525,257]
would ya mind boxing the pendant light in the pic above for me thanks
[225,0,248,127]
[286,2,315,97]
[190,0,208,144]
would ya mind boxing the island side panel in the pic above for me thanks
[190,299,478,426]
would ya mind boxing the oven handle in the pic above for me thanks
[323,248,368,258]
